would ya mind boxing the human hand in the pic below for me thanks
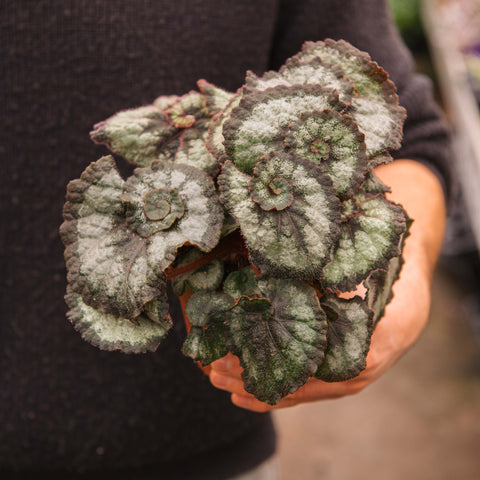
[208,160,446,412]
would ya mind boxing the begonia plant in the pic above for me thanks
[60,39,410,405]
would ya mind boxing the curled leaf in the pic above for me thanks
[65,288,171,354]
[223,84,345,173]
[166,90,210,129]
[182,292,234,365]
[121,161,224,270]
[295,39,406,156]
[60,156,167,320]
[219,154,341,279]
[284,109,368,199]
[89,106,178,167]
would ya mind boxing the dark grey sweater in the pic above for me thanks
[0,1,450,478]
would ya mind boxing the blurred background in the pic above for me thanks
[273,1,480,478]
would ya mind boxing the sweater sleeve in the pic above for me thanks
[269,0,453,201]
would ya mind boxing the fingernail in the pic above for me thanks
[213,356,231,372]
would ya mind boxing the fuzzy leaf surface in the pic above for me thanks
[219,154,341,279]
[61,156,167,320]
[295,39,406,156]
[182,292,234,365]
[223,84,345,173]
[223,266,260,300]
[245,56,354,103]
[284,109,367,199]
[228,276,328,405]
[324,192,408,291]
[89,106,178,167]
[65,289,171,354]
[315,295,373,382]
[197,79,234,115]
[121,161,224,271]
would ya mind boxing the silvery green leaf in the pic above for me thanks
[185,258,224,293]
[361,170,391,195]
[284,109,367,199]
[206,89,244,164]
[121,161,224,271]
[182,291,234,365]
[227,276,328,405]
[223,84,345,173]
[315,295,374,382]
[166,90,210,128]
[365,255,404,326]
[297,39,398,103]
[65,288,171,354]
[223,266,260,300]
[174,128,220,177]
[349,96,405,157]
[220,213,239,238]
[219,154,341,279]
[89,106,178,167]
[61,156,167,320]
[184,291,234,327]
[197,79,234,115]
[171,248,203,296]
[367,151,394,169]
[294,39,406,156]
[365,219,412,325]
[324,191,408,291]
[245,56,354,103]
[153,94,180,111]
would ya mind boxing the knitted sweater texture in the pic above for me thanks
[0,1,449,478]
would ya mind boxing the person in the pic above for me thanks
[1,0,450,478]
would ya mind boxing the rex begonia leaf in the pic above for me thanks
[65,288,171,354]
[297,39,398,104]
[315,295,374,382]
[361,170,391,195]
[366,219,412,325]
[121,160,224,270]
[174,127,220,177]
[223,266,260,300]
[284,109,367,199]
[60,156,168,320]
[182,291,234,365]
[294,39,406,156]
[206,89,244,164]
[366,151,394,170]
[89,105,178,167]
[227,276,328,405]
[222,84,345,173]
[165,90,210,129]
[323,191,408,291]
[218,153,341,279]
[171,248,224,295]
[348,96,405,157]
[197,79,234,115]
[245,56,354,104]
[185,258,224,293]
[153,94,180,111]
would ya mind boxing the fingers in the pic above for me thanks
[208,353,370,412]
